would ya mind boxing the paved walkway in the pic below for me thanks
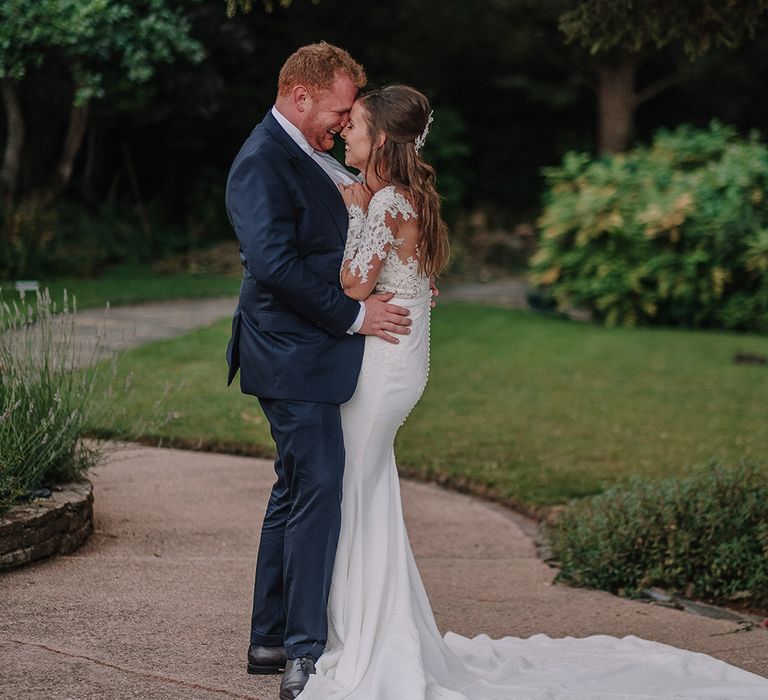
[68,275,530,366]
[70,297,238,365]
[63,278,531,368]
[2,289,767,698]
[2,445,767,699]
[440,277,529,308]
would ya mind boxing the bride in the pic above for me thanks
[295,85,768,700]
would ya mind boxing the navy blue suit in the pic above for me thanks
[225,110,364,660]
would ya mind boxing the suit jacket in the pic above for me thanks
[225,110,364,403]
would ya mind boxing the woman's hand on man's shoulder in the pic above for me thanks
[338,182,373,212]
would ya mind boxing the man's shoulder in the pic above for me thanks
[238,122,287,163]
[229,123,295,184]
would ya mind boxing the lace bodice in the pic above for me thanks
[342,185,431,298]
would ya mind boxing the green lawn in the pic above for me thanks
[87,304,768,510]
[1,263,241,311]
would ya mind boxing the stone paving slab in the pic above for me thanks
[1,446,765,700]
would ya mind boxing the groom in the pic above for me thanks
[225,43,411,699]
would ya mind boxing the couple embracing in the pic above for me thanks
[225,42,768,700]
[225,41,440,700]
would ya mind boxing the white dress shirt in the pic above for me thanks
[271,106,365,333]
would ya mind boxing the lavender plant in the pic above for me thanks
[0,289,125,511]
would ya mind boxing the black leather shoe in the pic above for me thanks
[279,656,316,699]
[246,644,287,675]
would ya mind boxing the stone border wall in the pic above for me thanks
[0,481,93,571]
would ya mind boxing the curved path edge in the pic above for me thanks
[0,445,765,699]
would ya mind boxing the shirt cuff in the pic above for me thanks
[347,302,365,334]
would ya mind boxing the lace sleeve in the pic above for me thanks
[341,187,418,288]
[341,200,396,285]
[341,203,367,277]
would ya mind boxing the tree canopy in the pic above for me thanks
[0,0,203,104]
[557,0,768,153]
[560,0,768,58]
[3,0,768,277]
[225,0,295,17]
[0,0,203,204]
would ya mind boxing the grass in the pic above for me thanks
[0,263,241,312]
[85,303,768,510]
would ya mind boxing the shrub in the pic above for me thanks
[0,198,59,280]
[0,289,155,512]
[545,462,768,608]
[0,199,210,279]
[530,122,768,331]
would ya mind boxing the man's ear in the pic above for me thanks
[293,85,311,113]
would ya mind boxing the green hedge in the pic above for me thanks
[530,122,768,331]
[545,463,768,608]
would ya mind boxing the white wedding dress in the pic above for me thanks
[298,186,768,700]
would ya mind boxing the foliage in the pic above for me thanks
[225,0,295,16]
[530,122,768,330]
[0,198,58,278]
[152,241,242,275]
[0,200,210,278]
[557,1,768,154]
[0,0,204,209]
[4,1,768,230]
[559,0,768,58]
[0,288,171,512]
[0,291,100,511]
[85,303,768,509]
[545,462,768,608]
[0,0,204,104]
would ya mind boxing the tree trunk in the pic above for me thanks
[597,54,638,154]
[82,128,99,203]
[42,94,90,205]
[121,140,152,237]
[0,78,25,207]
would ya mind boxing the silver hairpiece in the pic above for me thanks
[414,110,434,153]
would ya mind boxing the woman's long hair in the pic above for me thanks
[359,85,449,278]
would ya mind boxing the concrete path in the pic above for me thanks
[68,275,530,367]
[71,297,238,364]
[440,277,529,308]
[1,445,766,700]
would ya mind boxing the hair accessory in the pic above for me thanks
[414,110,434,153]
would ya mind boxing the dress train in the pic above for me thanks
[298,293,768,700]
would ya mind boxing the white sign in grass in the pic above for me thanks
[14,280,40,293]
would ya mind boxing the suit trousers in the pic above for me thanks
[250,398,345,660]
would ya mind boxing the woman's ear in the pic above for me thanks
[375,133,386,149]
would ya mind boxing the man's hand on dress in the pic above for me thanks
[338,182,372,211]
[360,293,411,344]
[430,279,439,308]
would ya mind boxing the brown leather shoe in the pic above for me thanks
[279,656,316,699]
[246,644,287,675]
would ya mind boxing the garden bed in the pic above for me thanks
[0,481,93,571]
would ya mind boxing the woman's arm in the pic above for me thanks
[341,245,390,300]
[339,184,400,300]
